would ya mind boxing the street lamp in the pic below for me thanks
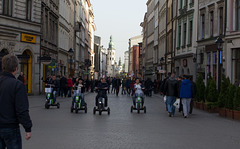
[68,48,74,77]
[215,37,224,92]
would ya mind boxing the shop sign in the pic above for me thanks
[21,33,36,43]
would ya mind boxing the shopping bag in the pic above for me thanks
[174,98,180,109]
[164,96,167,103]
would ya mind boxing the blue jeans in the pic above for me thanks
[0,128,22,149]
[166,96,176,115]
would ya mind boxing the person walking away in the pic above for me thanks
[153,79,157,94]
[115,77,121,96]
[164,73,178,117]
[56,75,61,96]
[17,72,24,83]
[121,78,126,95]
[0,55,32,148]
[177,76,183,112]
[67,76,73,97]
[126,77,131,96]
[179,76,193,118]
[130,78,135,96]
[60,76,68,97]
[106,77,111,94]
[111,77,116,94]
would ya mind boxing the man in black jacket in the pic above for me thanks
[95,78,109,107]
[0,54,32,148]
[164,73,178,117]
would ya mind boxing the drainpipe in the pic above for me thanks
[165,0,168,75]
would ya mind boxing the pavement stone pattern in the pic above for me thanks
[21,92,240,149]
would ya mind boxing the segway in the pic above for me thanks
[131,90,146,114]
[71,90,87,113]
[93,89,110,115]
[45,87,60,109]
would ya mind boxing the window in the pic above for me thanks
[178,25,181,48]
[45,9,48,38]
[183,23,187,47]
[207,53,211,76]
[26,0,32,20]
[219,7,223,35]
[3,0,13,16]
[232,49,240,83]
[237,0,240,30]
[210,11,214,37]
[184,0,187,7]
[200,53,204,64]
[189,20,193,45]
[180,0,183,9]
[212,52,217,81]
[201,14,205,39]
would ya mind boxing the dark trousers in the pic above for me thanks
[116,86,120,96]
[0,128,22,149]
[111,86,115,93]
[68,87,72,97]
[61,87,67,97]
[95,94,108,107]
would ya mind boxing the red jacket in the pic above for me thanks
[67,79,73,87]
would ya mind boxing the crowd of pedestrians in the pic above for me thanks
[0,55,197,148]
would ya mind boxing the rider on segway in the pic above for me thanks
[95,78,109,108]
[45,75,58,103]
[132,78,145,108]
[72,78,86,106]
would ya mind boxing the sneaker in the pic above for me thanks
[168,112,172,117]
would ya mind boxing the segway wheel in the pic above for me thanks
[57,103,60,109]
[107,108,110,115]
[75,109,78,113]
[71,107,73,113]
[99,110,102,115]
[45,102,49,109]
[137,109,140,114]
[85,107,87,113]
[144,106,146,113]
[93,107,96,115]
[131,106,133,113]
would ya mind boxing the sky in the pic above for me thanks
[91,0,147,63]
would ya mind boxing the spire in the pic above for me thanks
[108,35,114,49]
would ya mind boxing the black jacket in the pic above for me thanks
[60,77,67,88]
[164,77,178,97]
[0,72,32,132]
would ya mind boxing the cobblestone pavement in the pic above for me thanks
[22,92,240,149]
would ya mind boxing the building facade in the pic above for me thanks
[174,0,198,81]
[197,0,225,86]
[128,35,143,76]
[225,0,240,84]
[0,0,41,95]
[40,0,59,90]
[158,0,167,79]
